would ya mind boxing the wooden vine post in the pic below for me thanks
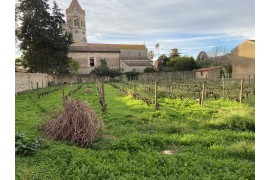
[133,79,136,92]
[155,81,158,111]
[240,79,244,103]
[36,82,39,98]
[201,82,205,106]
[222,75,225,95]
[61,83,65,99]
[253,73,255,95]
[248,74,251,87]
[101,83,106,113]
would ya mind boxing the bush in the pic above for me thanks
[91,66,121,78]
[143,67,156,73]
[15,133,44,156]
[125,70,140,81]
[40,99,104,147]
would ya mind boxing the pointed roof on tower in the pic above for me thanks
[66,0,85,15]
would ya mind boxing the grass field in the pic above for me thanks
[15,83,255,179]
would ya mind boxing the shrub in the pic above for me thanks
[143,67,156,73]
[125,70,140,81]
[15,133,44,156]
[40,99,104,147]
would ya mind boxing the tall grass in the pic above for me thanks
[15,83,255,179]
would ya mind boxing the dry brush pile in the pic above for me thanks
[40,99,104,147]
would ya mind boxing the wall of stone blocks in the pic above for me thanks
[15,73,102,93]
[138,71,195,81]
[15,73,53,93]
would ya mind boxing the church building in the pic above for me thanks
[63,0,152,74]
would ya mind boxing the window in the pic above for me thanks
[139,52,141,56]
[82,31,85,34]
[75,30,78,34]
[69,19,71,25]
[81,20,84,27]
[74,19,79,26]
[89,57,95,67]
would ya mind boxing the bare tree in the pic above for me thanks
[207,46,232,75]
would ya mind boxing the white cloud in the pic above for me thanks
[15,0,255,57]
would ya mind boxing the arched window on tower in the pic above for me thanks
[69,19,71,25]
[74,19,79,27]
[81,20,84,27]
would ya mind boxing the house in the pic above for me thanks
[63,0,152,74]
[230,40,255,79]
[194,66,222,79]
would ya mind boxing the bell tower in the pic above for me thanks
[66,0,87,43]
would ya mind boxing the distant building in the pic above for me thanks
[231,40,255,79]
[63,0,152,74]
[194,66,222,79]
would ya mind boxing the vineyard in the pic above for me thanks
[15,78,255,179]
[109,76,255,109]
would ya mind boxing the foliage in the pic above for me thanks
[143,67,156,73]
[16,83,254,179]
[125,70,140,80]
[224,63,233,75]
[195,59,212,68]
[147,50,155,60]
[16,0,73,73]
[67,58,80,74]
[157,54,170,71]
[107,69,122,78]
[16,133,45,156]
[15,57,28,69]
[40,99,104,147]
[169,48,181,58]
[167,56,198,71]
[91,59,121,78]
[100,58,107,67]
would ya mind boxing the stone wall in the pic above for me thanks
[15,73,100,93]
[50,74,98,84]
[138,71,195,81]
[15,73,53,93]
[16,71,195,93]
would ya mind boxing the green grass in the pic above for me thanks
[15,83,255,179]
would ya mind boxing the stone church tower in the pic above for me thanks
[64,0,87,43]
[65,0,152,74]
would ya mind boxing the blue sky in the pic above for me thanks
[15,0,255,59]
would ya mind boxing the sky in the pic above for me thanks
[15,0,255,59]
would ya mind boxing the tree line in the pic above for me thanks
[148,47,232,76]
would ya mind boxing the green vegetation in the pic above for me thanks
[16,83,254,179]
[16,133,45,156]
[16,0,72,73]
[157,51,198,72]
[125,70,140,80]
[143,67,156,73]
[67,58,80,74]
[91,59,122,78]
